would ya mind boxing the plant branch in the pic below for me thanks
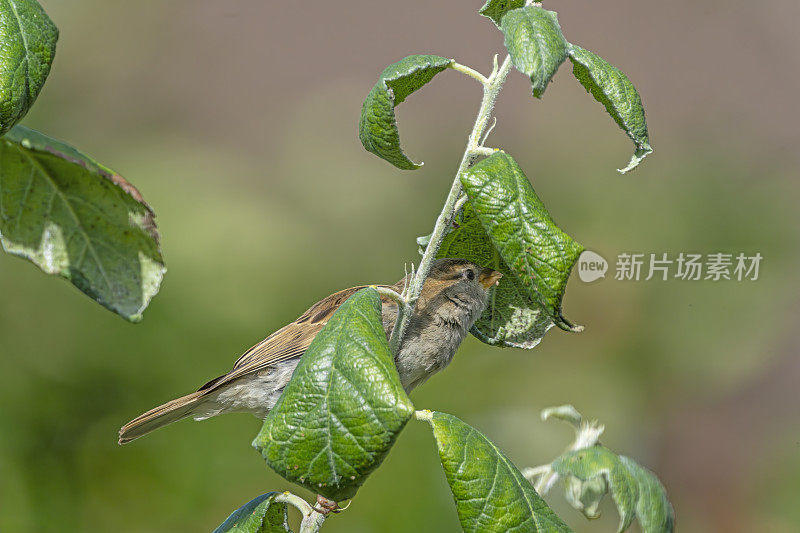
[274,492,327,533]
[389,55,513,355]
[414,409,433,421]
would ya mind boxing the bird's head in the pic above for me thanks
[419,258,502,322]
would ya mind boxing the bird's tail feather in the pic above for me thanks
[118,391,205,444]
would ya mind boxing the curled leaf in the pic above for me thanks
[460,152,584,332]
[619,456,675,533]
[541,405,583,427]
[567,44,652,173]
[359,55,453,169]
[552,446,638,532]
[564,475,607,520]
[501,6,568,98]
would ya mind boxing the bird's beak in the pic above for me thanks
[479,269,503,289]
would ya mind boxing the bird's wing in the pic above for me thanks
[197,284,398,393]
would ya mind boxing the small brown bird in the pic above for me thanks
[119,258,501,444]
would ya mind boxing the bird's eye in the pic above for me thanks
[464,269,475,281]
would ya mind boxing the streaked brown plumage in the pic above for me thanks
[119,259,501,444]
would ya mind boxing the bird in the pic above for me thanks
[118,258,502,444]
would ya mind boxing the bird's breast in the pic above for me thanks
[394,317,470,392]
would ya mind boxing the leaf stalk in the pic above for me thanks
[450,61,489,85]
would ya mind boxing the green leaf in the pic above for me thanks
[0,0,58,135]
[563,475,607,520]
[540,404,583,427]
[424,411,572,532]
[0,126,165,322]
[359,54,453,169]
[618,456,675,533]
[567,44,652,173]
[253,288,414,501]
[552,446,638,532]
[213,492,291,533]
[479,0,525,27]
[437,202,556,348]
[460,152,584,332]
[501,7,568,98]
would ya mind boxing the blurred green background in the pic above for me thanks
[1,1,798,531]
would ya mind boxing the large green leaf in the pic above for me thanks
[567,44,652,173]
[501,7,568,98]
[618,456,675,533]
[479,0,525,27]
[460,152,584,332]
[438,202,555,348]
[213,492,291,533]
[0,126,165,322]
[359,54,453,170]
[551,446,638,533]
[253,288,414,501]
[0,0,58,135]
[424,411,571,532]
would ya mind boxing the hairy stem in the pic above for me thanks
[389,55,512,354]
[299,511,327,533]
[450,61,489,85]
[373,285,408,310]
[414,409,434,422]
[274,492,327,533]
